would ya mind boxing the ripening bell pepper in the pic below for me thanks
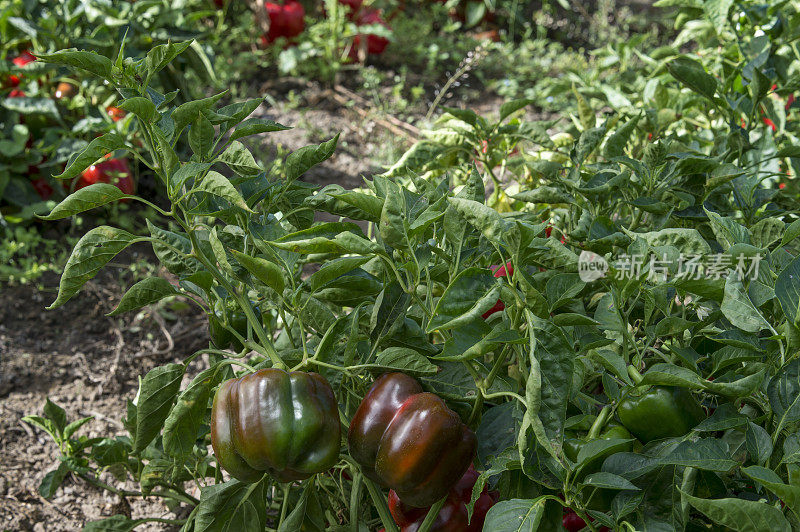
[618,386,705,444]
[388,464,497,532]
[348,373,476,507]
[210,368,341,483]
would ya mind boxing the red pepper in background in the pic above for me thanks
[787,94,795,111]
[388,465,498,532]
[482,261,512,319]
[9,89,25,98]
[762,117,777,131]
[74,157,135,198]
[6,50,35,88]
[106,106,126,122]
[31,178,54,200]
[263,1,305,45]
[338,0,362,17]
[562,509,586,532]
[349,8,390,59]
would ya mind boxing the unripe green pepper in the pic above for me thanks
[208,302,256,351]
[210,368,341,483]
[618,386,705,444]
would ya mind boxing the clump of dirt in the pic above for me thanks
[0,267,207,531]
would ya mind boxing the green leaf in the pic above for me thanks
[118,97,157,123]
[285,135,339,182]
[48,227,140,309]
[195,479,268,532]
[512,186,573,204]
[499,98,534,122]
[447,197,516,247]
[163,366,218,459]
[305,256,371,292]
[278,482,325,532]
[54,133,127,181]
[768,360,800,438]
[363,347,438,376]
[218,141,262,176]
[38,49,112,79]
[482,498,548,532]
[583,471,640,491]
[229,117,291,142]
[230,250,285,294]
[39,462,69,499]
[172,91,227,135]
[370,281,411,345]
[142,41,193,86]
[678,489,791,532]
[82,516,149,532]
[776,254,800,324]
[192,171,253,212]
[379,182,412,252]
[133,363,184,453]
[189,114,215,160]
[742,466,800,521]
[428,267,501,332]
[107,277,179,316]
[667,56,718,102]
[721,273,770,333]
[40,183,129,220]
[604,114,640,158]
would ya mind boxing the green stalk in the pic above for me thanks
[417,497,446,532]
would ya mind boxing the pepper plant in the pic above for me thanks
[23,9,800,531]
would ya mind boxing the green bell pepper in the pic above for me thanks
[618,385,705,444]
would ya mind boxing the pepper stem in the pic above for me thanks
[588,405,611,440]
[417,497,447,532]
[627,365,645,385]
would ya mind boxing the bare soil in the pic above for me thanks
[0,261,208,531]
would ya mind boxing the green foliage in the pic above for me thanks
[19,1,800,532]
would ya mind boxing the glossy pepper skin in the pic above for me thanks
[210,369,341,483]
[348,373,476,508]
[618,386,705,444]
[388,464,497,532]
[75,158,134,198]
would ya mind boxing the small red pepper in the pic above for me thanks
[482,261,513,319]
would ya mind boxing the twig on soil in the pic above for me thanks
[18,419,34,439]
[333,85,421,139]
[151,311,175,355]
[79,409,124,430]
[97,327,125,397]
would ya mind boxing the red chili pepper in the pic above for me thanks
[780,183,787,190]
[787,94,795,111]
[106,106,126,122]
[74,157,135,199]
[9,89,25,98]
[482,262,512,319]
[13,50,36,67]
[762,117,777,131]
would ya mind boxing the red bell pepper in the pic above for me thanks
[388,465,497,532]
